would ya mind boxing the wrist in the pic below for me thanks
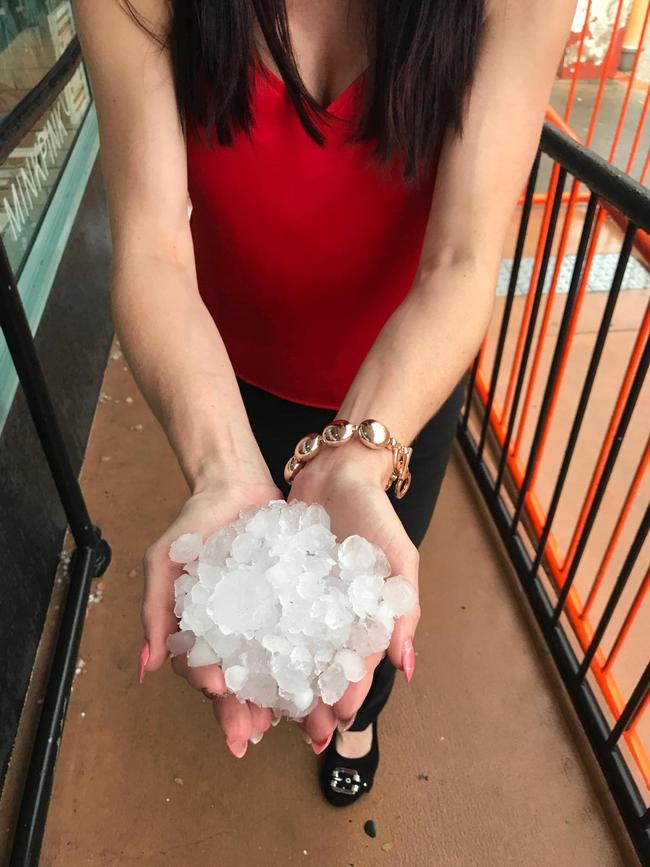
[293,438,393,491]
[190,454,275,496]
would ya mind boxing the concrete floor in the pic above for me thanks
[549,78,649,182]
[34,340,637,866]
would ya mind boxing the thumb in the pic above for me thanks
[386,602,420,681]
[385,542,420,681]
[140,544,181,677]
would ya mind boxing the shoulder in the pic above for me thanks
[72,0,170,40]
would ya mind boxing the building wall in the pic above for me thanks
[0,159,112,787]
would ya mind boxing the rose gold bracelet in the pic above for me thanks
[283,419,413,499]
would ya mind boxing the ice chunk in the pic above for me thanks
[366,621,392,653]
[318,664,348,705]
[197,561,223,589]
[381,576,418,616]
[348,574,384,618]
[338,535,378,572]
[207,571,277,636]
[175,573,197,596]
[169,532,202,564]
[200,526,236,566]
[188,637,221,667]
[224,665,247,692]
[334,648,366,683]
[231,532,259,563]
[300,503,331,530]
[168,499,403,719]
[167,629,196,657]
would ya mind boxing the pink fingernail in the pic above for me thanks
[312,732,333,755]
[402,639,415,683]
[336,715,356,733]
[226,739,248,758]
[138,642,150,684]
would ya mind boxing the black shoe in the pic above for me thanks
[319,720,379,807]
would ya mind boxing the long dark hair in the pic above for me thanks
[123,1,486,184]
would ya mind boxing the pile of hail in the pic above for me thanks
[167,499,417,718]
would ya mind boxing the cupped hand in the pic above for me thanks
[140,474,282,757]
[289,445,421,746]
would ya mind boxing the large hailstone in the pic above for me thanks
[166,500,417,718]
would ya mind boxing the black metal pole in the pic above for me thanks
[510,193,601,531]
[576,505,650,681]
[494,168,568,496]
[527,229,640,586]
[0,240,108,566]
[607,662,650,750]
[9,546,96,867]
[477,150,542,460]
[553,331,650,622]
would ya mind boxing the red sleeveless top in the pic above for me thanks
[186,59,437,409]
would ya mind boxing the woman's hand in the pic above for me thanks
[289,444,421,748]
[140,473,282,757]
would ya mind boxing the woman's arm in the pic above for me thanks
[74,0,270,496]
[307,0,576,485]
[74,1,281,751]
[291,0,576,732]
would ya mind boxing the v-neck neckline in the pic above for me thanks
[256,55,368,114]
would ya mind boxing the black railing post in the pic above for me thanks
[457,120,650,863]
[0,41,112,864]
[0,241,109,567]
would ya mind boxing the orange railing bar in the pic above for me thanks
[585,0,627,149]
[609,2,650,164]
[513,179,585,458]
[563,301,650,576]
[564,0,593,125]
[499,164,562,425]
[515,70,650,481]
[525,206,609,490]
[582,438,650,619]
[473,365,650,788]
[604,567,650,672]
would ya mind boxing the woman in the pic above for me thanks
[73,0,574,806]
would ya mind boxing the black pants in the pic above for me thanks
[238,374,467,730]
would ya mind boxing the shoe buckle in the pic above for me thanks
[330,766,362,795]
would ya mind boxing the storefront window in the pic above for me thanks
[0,0,91,274]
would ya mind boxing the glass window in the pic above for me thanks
[0,0,91,274]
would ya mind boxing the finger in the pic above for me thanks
[170,654,227,697]
[385,543,420,679]
[213,694,253,758]
[387,602,421,679]
[141,544,181,674]
[247,702,273,742]
[302,699,337,753]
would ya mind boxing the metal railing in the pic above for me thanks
[0,23,648,867]
[0,38,111,867]
[459,121,650,862]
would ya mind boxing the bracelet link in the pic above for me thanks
[284,417,413,499]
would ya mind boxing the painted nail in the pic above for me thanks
[312,732,333,755]
[226,738,248,758]
[337,715,357,734]
[138,642,150,684]
[249,732,264,745]
[402,639,415,683]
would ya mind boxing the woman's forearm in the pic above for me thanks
[339,259,495,445]
[111,250,269,493]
